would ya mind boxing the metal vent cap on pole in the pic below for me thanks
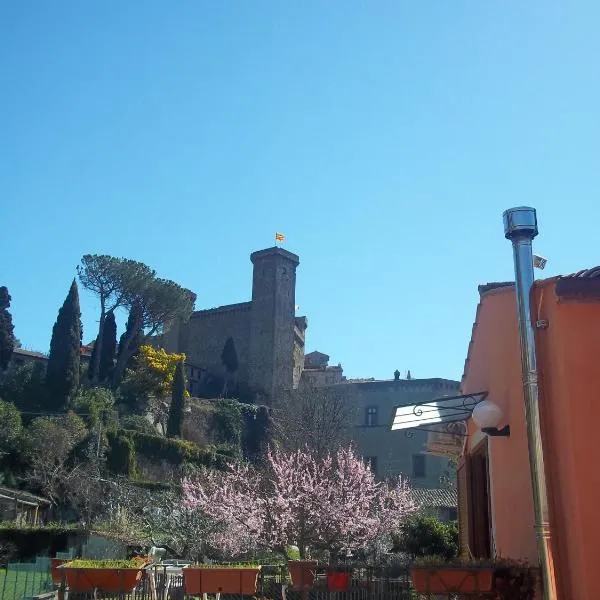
[503,206,538,240]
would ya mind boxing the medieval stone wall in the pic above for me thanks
[157,247,306,400]
[184,302,252,381]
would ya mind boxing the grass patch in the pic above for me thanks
[0,567,53,600]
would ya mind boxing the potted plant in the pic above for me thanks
[58,557,150,593]
[492,561,538,600]
[182,563,262,595]
[411,557,495,594]
[50,558,67,585]
[287,560,318,591]
[325,565,353,592]
[411,557,538,598]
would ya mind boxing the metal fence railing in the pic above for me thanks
[2,559,533,600]
[0,557,53,600]
[50,564,419,600]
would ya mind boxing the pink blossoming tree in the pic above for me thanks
[182,446,416,559]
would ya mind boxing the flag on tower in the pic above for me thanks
[275,232,285,242]
[533,255,547,270]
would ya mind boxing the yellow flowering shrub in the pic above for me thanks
[129,345,189,399]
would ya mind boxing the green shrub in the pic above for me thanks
[106,428,232,476]
[128,431,231,469]
[120,415,155,435]
[211,400,243,455]
[106,431,137,476]
[71,387,117,428]
[285,546,301,561]
[395,516,458,559]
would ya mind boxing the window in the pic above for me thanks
[365,406,378,427]
[365,456,378,475]
[412,454,426,478]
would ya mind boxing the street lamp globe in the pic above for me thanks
[472,399,503,430]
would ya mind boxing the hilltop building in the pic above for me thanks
[157,247,307,402]
[295,351,460,487]
[300,351,345,387]
[155,246,459,492]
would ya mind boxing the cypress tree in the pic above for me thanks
[88,342,98,380]
[46,280,82,411]
[117,302,143,369]
[221,337,239,374]
[166,360,186,438]
[220,336,238,397]
[98,311,117,381]
[0,286,15,371]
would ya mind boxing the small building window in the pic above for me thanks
[412,454,426,478]
[365,456,378,474]
[365,406,378,427]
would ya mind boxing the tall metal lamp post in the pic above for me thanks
[503,207,558,600]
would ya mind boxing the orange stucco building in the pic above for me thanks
[460,270,600,600]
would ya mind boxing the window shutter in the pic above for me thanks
[456,456,471,558]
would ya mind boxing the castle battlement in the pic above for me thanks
[192,301,252,317]
[250,246,300,265]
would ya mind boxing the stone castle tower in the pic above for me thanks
[248,248,300,397]
[158,247,306,401]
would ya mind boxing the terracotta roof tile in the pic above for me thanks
[411,487,457,508]
[562,266,600,278]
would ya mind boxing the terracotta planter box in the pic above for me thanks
[50,558,66,585]
[183,567,261,595]
[59,565,146,593]
[411,567,494,594]
[288,561,318,590]
[326,570,352,592]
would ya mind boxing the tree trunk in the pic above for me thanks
[111,315,144,388]
[90,301,105,384]
[299,533,306,559]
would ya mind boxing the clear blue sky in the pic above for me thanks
[2,1,599,382]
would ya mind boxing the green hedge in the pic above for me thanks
[105,430,232,476]
[394,516,459,559]
[0,524,84,563]
[211,400,244,455]
[130,431,231,469]
[106,431,137,477]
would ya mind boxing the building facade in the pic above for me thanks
[300,351,346,388]
[346,377,460,486]
[296,349,460,486]
[458,271,600,599]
